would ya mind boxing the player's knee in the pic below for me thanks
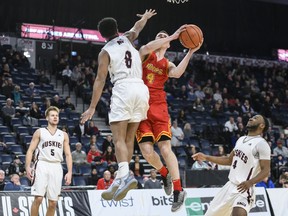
[33,197,44,206]
[141,148,155,161]
[48,200,57,209]
[159,145,172,158]
[232,207,247,216]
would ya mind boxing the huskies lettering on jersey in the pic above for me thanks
[42,141,62,149]
[234,149,248,163]
[145,63,164,75]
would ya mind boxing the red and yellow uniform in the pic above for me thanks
[136,51,171,143]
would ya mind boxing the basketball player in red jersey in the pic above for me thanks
[137,26,203,212]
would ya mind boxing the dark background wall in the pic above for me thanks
[0,0,287,58]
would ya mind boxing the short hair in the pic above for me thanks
[45,106,59,117]
[157,30,169,36]
[98,17,118,39]
[261,115,270,134]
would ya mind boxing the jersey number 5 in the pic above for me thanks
[125,51,132,68]
[51,149,55,156]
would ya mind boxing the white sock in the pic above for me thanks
[116,162,129,178]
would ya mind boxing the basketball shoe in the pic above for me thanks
[101,178,120,200]
[113,173,138,201]
[171,190,187,212]
[162,173,173,196]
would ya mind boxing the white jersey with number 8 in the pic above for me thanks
[103,35,142,84]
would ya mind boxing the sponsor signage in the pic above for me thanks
[0,191,91,216]
[267,188,288,216]
[21,23,106,43]
[0,187,274,216]
[88,187,270,216]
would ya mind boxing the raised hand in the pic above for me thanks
[189,38,204,53]
[170,25,187,40]
[137,9,157,20]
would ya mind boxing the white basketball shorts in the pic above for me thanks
[109,78,149,124]
[31,160,63,201]
[205,181,255,216]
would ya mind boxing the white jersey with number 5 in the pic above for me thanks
[37,128,64,162]
[102,35,142,84]
[228,135,270,185]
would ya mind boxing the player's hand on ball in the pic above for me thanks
[81,107,95,124]
[189,39,204,53]
[171,25,187,40]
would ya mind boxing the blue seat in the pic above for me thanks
[20,177,31,186]
[31,126,40,134]
[17,126,30,135]
[22,135,33,145]
[79,164,92,176]
[11,118,22,126]
[201,139,211,150]
[1,154,13,165]
[3,135,16,143]
[69,112,81,120]
[69,136,78,144]
[10,145,24,154]
[0,125,10,134]
[73,176,87,186]
[38,119,47,127]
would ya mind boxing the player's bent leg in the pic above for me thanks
[31,196,43,216]
[46,199,57,216]
[158,140,180,180]
[139,141,163,169]
[232,207,248,216]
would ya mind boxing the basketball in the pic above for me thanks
[179,24,203,49]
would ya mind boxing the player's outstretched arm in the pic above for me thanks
[81,50,109,124]
[168,39,203,78]
[192,151,234,166]
[25,129,40,180]
[139,25,187,60]
[125,9,157,42]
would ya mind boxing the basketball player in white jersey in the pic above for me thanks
[193,114,271,216]
[80,9,156,201]
[25,106,72,216]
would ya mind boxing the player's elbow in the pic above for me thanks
[139,45,151,57]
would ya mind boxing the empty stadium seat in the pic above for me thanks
[73,176,87,186]
[1,154,13,165]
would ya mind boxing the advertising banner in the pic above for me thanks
[21,23,106,43]
[0,191,91,216]
[266,188,288,216]
[88,187,271,216]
